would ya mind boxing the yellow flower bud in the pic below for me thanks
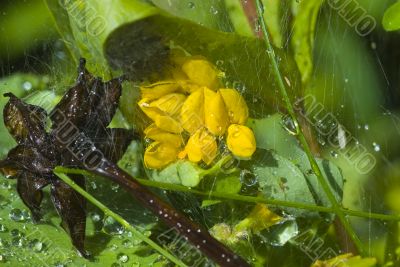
[180,88,205,134]
[219,88,249,124]
[140,81,180,100]
[144,124,183,147]
[185,128,217,165]
[204,90,229,136]
[227,124,256,158]
[144,141,180,169]
[182,57,221,90]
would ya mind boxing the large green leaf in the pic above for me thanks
[104,13,301,117]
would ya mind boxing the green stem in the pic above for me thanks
[53,171,188,267]
[254,0,365,256]
[55,166,400,222]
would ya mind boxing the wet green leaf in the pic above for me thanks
[291,0,324,84]
[383,1,400,31]
[151,160,204,187]
[248,114,344,217]
[104,14,300,117]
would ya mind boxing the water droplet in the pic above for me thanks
[281,115,299,135]
[12,237,25,247]
[188,2,195,9]
[330,151,338,158]
[91,213,101,222]
[22,81,32,91]
[102,216,124,235]
[364,124,369,130]
[117,253,129,263]
[111,184,119,192]
[344,78,349,83]
[9,209,28,222]
[29,239,43,252]
[210,6,218,15]
[122,239,133,248]
[90,181,97,190]
[0,224,7,233]
[372,142,380,152]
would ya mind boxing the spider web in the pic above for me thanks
[0,0,399,266]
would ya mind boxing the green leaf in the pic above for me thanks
[151,160,204,187]
[224,0,253,36]
[202,174,242,207]
[382,1,400,31]
[0,178,164,266]
[248,114,344,217]
[151,0,234,32]
[291,0,324,84]
[45,0,158,72]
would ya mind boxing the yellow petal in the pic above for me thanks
[144,141,179,169]
[138,96,184,134]
[149,93,186,117]
[181,58,221,90]
[227,124,256,158]
[153,115,183,134]
[138,98,162,121]
[219,88,249,124]
[140,81,180,100]
[144,124,183,147]
[185,128,217,165]
[177,80,203,94]
[180,88,205,134]
[204,90,229,136]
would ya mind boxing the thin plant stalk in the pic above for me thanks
[254,0,366,256]
[54,171,188,267]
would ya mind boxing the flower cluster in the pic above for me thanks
[138,56,256,170]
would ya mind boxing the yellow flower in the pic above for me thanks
[227,124,256,158]
[138,55,258,172]
[144,141,180,169]
[138,93,185,134]
[219,88,249,124]
[140,81,180,100]
[204,89,229,136]
[180,88,205,134]
[144,124,183,147]
[311,253,377,267]
[181,57,222,90]
[185,128,217,165]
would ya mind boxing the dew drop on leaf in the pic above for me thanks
[117,253,129,263]
[0,224,8,233]
[9,208,28,222]
[187,2,195,9]
[281,115,299,136]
